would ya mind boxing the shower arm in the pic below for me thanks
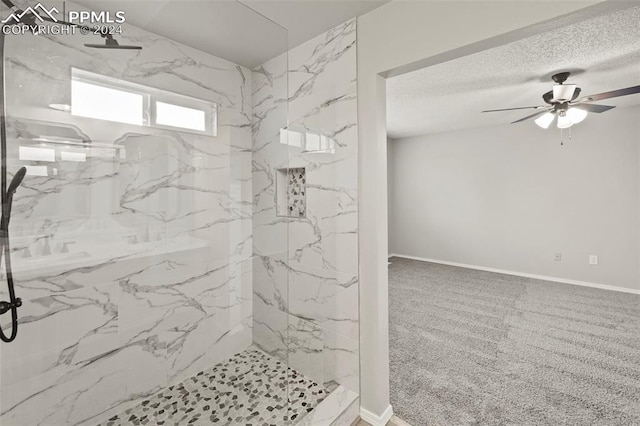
[0,0,17,13]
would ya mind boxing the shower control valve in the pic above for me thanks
[0,298,22,316]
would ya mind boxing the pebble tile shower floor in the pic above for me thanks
[98,349,329,426]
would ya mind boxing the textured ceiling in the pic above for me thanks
[73,0,386,68]
[386,5,640,139]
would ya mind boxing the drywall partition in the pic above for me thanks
[389,106,640,292]
[356,0,612,422]
[387,139,395,249]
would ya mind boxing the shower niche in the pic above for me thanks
[276,167,306,218]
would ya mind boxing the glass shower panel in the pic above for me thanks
[0,1,291,425]
[285,17,361,419]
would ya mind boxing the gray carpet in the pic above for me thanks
[389,257,640,426]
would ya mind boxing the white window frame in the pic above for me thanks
[71,68,218,137]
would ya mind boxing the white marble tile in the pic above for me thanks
[330,395,360,426]
[296,386,359,426]
[252,295,288,360]
[251,48,291,370]
[0,347,128,426]
[119,342,169,408]
[288,315,324,384]
[285,18,358,276]
[0,282,119,388]
[251,52,289,258]
[116,254,254,382]
[252,254,288,311]
[288,263,359,341]
[288,205,358,275]
[323,329,360,393]
[287,19,357,128]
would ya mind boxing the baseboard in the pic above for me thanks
[389,254,640,295]
[360,405,393,426]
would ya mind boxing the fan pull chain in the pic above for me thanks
[560,128,564,146]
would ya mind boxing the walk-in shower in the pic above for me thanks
[0,0,360,424]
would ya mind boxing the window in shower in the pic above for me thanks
[71,78,146,125]
[154,102,206,131]
[71,68,217,136]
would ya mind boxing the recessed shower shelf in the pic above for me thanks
[276,167,307,218]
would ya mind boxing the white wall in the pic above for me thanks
[389,107,640,291]
[387,138,395,249]
[357,1,607,420]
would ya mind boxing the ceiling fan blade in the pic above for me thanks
[574,103,616,113]
[578,85,640,102]
[482,106,546,113]
[511,110,549,124]
[571,87,581,101]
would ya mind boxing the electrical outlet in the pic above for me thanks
[589,255,599,266]
[554,252,562,262]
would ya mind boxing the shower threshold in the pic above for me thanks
[98,349,329,426]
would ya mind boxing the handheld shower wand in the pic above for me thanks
[0,168,26,339]
[5,166,26,216]
[7,166,26,194]
[0,0,30,342]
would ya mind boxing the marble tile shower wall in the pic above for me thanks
[0,1,253,424]
[252,19,359,394]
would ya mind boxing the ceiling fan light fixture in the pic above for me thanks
[552,84,577,102]
[557,112,573,129]
[534,111,555,129]
[566,107,588,124]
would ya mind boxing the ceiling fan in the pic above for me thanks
[482,72,640,129]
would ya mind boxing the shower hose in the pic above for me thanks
[0,3,26,342]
